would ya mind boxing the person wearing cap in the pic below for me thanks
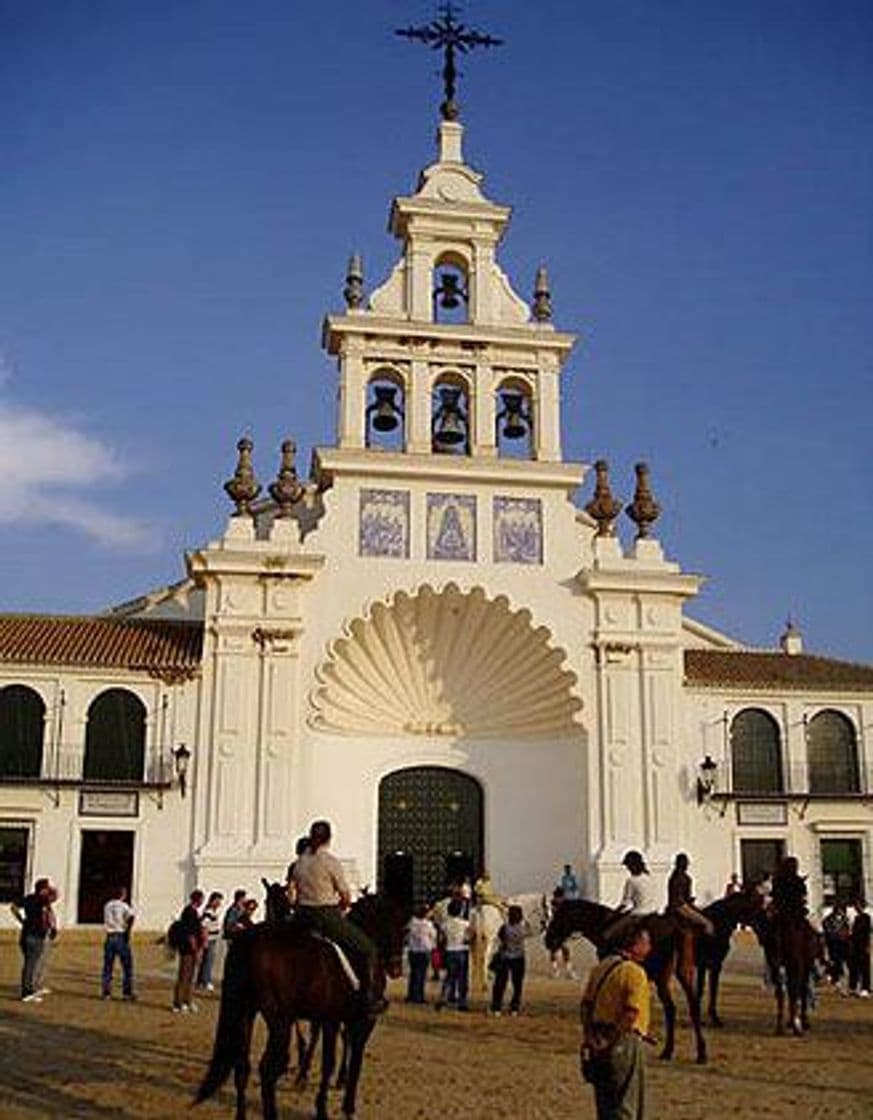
[291,819,386,1015]
[603,851,658,948]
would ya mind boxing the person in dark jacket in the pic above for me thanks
[848,897,871,997]
[666,853,714,936]
[172,889,205,1013]
[770,856,808,923]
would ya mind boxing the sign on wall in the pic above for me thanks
[79,791,140,818]
[736,802,787,826]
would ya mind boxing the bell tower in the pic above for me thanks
[321,116,577,467]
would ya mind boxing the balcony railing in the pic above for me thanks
[710,761,873,804]
[0,743,174,789]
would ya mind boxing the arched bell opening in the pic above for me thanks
[495,376,535,460]
[432,251,470,326]
[365,368,406,451]
[431,371,471,455]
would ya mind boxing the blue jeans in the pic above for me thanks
[102,933,134,996]
[197,940,217,988]
[441,950,469,1008]
[406,950,430,1003]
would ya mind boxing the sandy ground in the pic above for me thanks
[0,930,871,1119]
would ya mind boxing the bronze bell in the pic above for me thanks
[436,272,463,310]
[370,386,401,433]
[432,386,467,448]
[499,390,528,440]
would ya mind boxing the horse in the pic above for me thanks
[695,887,766,1026]
[195,893,406,1120]
[758,910,822,1036]
[545,900,708,1063]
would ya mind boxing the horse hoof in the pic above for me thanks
[709,1017,724,1029]
[696,1054,708,1066]
[658,1050,673,1062]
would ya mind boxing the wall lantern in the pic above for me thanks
[173,743,192,798]
[696,754,718,805]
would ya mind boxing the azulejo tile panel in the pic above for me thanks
[493,496,543,564]
[359,489,410,558]
[427,493,476,561]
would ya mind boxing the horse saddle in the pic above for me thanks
[310,932,360,991]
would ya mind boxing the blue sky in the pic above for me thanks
[1,1,871,661]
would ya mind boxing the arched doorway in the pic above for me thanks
[378,767,482,906]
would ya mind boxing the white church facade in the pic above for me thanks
[1,113,872,929]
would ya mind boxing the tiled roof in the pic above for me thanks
[685,649,873,692]
[0,615,203,674]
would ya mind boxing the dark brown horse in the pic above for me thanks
[195,893,406,1120]
[695,888,766,1026]
[758,911,822,1036]
[545,900,708,1063]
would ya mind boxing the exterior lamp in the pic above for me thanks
[173,743,192,798]
[696,754,718,805]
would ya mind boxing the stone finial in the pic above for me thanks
[223,437,261,517]
[532,265,552,322]
[269,439,305,518]
[343,253,364,310]
[625,462,661,539]
[584,459,623,537]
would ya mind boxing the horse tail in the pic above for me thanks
[194,932,254,1104]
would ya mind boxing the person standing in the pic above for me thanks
[436,898,470,1011]
[580,925,654,1120]
[724,872,741,898]
[489,904,531,1016]
[196,891,224,992]
[560,863,580,901]
[172,888,205,1013]
[101,885,135,1000]
[405,903,437,1004]
[11,877,57,1003]
[848,897,871,998]
[822,902,851,988]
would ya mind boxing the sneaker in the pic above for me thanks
[21,993,43,1003]
[172,1005,182,1013]
[860,990,871,999]
[101,993,111,1000]
[187,1002,199,1013]
[123,993,137,1001]
[488,1008,501,1017]
[510,1009,520,1016]
[205,983,215,992]
[36,988,51,996]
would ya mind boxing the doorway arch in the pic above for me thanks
[378,766,483,906]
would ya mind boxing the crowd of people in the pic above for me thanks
[8,837,871,1120]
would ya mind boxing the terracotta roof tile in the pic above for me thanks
[0,615,203,674]
[684,649,873,692]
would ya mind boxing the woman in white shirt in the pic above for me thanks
[405,904,437,1004]
[604,850,658,946]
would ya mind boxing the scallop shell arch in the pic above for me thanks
[310,584,582,739]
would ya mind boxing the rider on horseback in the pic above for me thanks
[290,819,387,1015]
[602,851,659,948]
[666,853,715,937]
[770,856,808,925]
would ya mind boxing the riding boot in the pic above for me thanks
[355,960,388,1016]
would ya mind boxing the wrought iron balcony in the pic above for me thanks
[0,742,175,790]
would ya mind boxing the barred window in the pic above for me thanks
[807,710,859,794]
[0,685,45,779]
[83,689,146,783]
[730,708,783,794]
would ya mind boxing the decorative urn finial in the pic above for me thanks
[223,436,261,517]
[343,253,364,310]
[625,462,661,539]
[269,439,304,517]
[584,459,623,537]
[532,265,552,323]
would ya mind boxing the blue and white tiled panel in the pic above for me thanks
[426,493,476,561]
[493,496,543,564]
[359,489,410,558]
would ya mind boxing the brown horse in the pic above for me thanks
[695,887,766,1027]
[758,911,822,1036]
[545,900,707,1063]
[195,893,406,1120]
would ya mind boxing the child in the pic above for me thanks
[490,904,531,1016]
[436,899,470,1011]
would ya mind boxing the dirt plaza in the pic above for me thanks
[1,931,871,1120]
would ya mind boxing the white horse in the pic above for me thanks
[433,893,549,992]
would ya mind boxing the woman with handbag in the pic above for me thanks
[488,904,531,1016]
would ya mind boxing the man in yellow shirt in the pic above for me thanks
[580,925,654,1119]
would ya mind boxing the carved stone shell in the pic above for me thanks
[310,584,582,739]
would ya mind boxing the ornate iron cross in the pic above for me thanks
[396,3,503,121]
